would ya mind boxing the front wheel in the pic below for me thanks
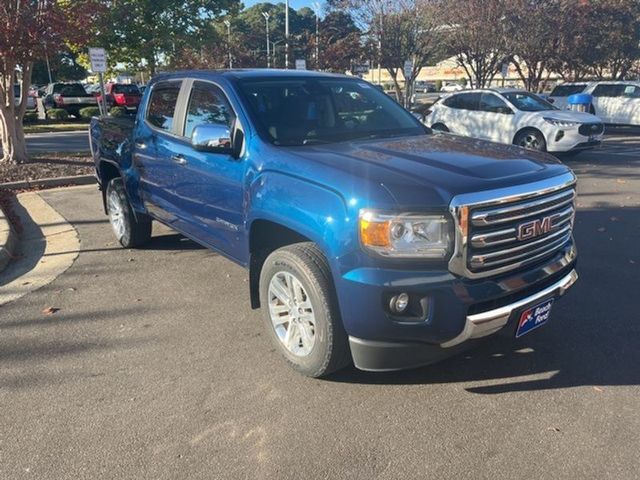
[514,129,547,152]
[106,177,152,248]
[259,242,350,377]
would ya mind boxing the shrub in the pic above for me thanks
[46,108,69,121]
[23,112,39,124]
[109,106,129,118]
[79,106,101,119]
[435,80,442,92]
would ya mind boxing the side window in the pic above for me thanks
[458,92,480,111]
[184,81,235,139]
[622,85,640,98]
[444,93,479,110]
[479,93,509,113]
[146,82,181,132]
[592,84,624,98]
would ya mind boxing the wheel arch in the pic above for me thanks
[513,126,546,146]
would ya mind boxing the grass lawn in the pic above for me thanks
[23,121,90,134]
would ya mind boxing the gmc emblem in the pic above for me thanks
[517,215,558,241]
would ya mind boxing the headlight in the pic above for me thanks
[543,117,580,128]
[359,210,452,258]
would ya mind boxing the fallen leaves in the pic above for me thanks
[42,306,60,315]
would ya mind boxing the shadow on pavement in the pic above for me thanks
[329,206,640,393]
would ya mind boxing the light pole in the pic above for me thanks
[312,2,320,70]
[262,12,271,68]
[284,0,290,69]
[223,20,233,69]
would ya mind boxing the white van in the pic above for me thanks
[549,81,640,126]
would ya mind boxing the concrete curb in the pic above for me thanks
[0,202,18,273]
[0,175,96,191]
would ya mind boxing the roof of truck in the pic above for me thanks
[153,69,350,82]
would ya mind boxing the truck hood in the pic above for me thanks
[285,133,570,208]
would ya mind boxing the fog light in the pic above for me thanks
[555,130,565,142]
[390,293,410,313]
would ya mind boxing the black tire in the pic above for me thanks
[431,123,449,132]
[259,242,350,377]
[514,129,547,152]
[105,177,152,248]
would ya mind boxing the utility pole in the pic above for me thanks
[285,0,290,69]
[312,2,321,70]
[223,20,233,69]
[262,12,271,68]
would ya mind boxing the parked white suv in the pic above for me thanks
[549,81,640,126]
[425,88,604,153]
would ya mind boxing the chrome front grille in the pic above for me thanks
[448,173,577,279]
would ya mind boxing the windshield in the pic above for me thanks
[237,78,426,146]
[503,92,556,112]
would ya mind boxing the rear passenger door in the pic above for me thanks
[442,92,481,137]
[134,79,184,224]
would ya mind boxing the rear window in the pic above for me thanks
[550,84,587,97]
[54,84,87,96]
[113,84,140,95]
[14,85,20,97]
[146,82,181,132]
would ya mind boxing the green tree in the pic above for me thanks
[99,0,241,74]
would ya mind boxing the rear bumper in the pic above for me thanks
[349,269,578,372]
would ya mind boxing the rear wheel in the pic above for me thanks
[259,242,350,377]
[431,123,449,133]
[514,129,547,152]
[106,177,152,248]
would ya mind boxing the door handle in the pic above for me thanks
[171,154,187,165]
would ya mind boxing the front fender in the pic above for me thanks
[248,171,357,262]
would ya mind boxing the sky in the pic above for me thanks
[242,0,317,9]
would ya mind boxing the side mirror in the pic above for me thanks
[411,112,426,123]
[191,124,233,154]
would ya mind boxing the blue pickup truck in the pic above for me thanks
[89,70,578,377]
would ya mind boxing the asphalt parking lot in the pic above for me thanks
[1,130,639,479]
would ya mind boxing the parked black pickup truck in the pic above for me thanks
[43,82,98,117]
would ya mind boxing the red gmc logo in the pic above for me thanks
[517,216,557,241]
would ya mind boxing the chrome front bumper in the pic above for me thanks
[441,269,578,348]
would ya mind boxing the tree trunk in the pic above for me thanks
[0,60,30,165]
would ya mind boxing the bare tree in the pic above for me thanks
[590,0,640,80]
[342,0,443,107]
[439,0,510,88]
[506,1,561,92]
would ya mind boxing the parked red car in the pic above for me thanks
[99,83,142,111]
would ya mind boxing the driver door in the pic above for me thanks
[167,80,246,261]
[476,93,515,143]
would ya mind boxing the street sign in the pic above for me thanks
[295,59,307,70]
[403,59,413,79]
[352,62,370,75]
[89,48,107,73]
[500,63,509,78]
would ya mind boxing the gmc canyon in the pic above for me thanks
[89,70,578,377]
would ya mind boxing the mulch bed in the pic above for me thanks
[0,153,93,185]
